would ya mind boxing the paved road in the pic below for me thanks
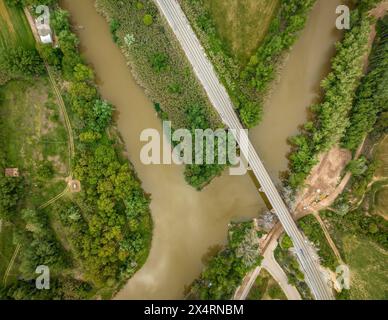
[235,237,301,301]
[262,240,302,300]
[154,0,333,300]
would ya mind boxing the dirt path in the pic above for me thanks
[45,63,75,175]
[24,7,75,172]
[2,243,21,286]
[24,8,75,210]
[314,213,343,262]
[38,186,69,210]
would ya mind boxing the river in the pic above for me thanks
[250,0,344,184]
[61,0,267,299]
[60,0,343,299]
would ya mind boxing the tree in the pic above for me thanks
[346,157,368,176]
[73,64,94,82]
[51,8,71,33]
[280,234,293,250]
[38,44,62,67]
[58,30,79,54]
[0,47,44,79]
[150,53,168,72]
[239,102,262,129]
[143,14,153,26]
[0,174,22,220]
[91,99,113,131]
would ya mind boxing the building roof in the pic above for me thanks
[4,168,19,177]
[35,19,52,38]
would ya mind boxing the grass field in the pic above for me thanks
[0,78,69,287]
[374,186,388,218]
[0,0,35,50]
[0,79,69,208]
[342,235,388,300]
[247,268,287,300]
[0,223,16,284]
[204,0,279,64]
[375,135,388,178]
[370,135,388,219]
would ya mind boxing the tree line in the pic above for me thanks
[342,16,388,151]
[40,4,153,285]
[286,4,380,190]
[181,0,317,128]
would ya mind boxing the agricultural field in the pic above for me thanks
[0,0,35,50]
[247,269,287,300]
[342,235,388,300]
[203,0,279,64]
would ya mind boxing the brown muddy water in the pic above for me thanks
[60,0,343,299]
[250,0,344,184]
[61,0,266,299]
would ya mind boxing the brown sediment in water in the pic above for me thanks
[250,0,345,184]
[60,0,266,299]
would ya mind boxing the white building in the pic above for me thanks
[35,19,53,44]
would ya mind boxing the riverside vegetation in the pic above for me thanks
[0,0,152,299]
[96,0,228,190]
[180,0,317,128]
[295,9,387,299]
[287,0,385,190]
[187,221,262,300]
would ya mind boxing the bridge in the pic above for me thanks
[154,0,334,300]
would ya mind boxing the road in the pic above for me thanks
[154,0,333,300]
[234,235,301,301]
[261,239,302,300]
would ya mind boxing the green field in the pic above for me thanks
[0,78,69,287]
[374,186,388,218]
[299,215,338,271]
[375,135,388,178]
[0,79,69,207]
[0,0,35,50]
[204,0,279,63]
[343,235,388,300]
[247,269,287,300]
[0,223,16,285]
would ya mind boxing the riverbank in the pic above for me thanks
[61,0,267,299]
